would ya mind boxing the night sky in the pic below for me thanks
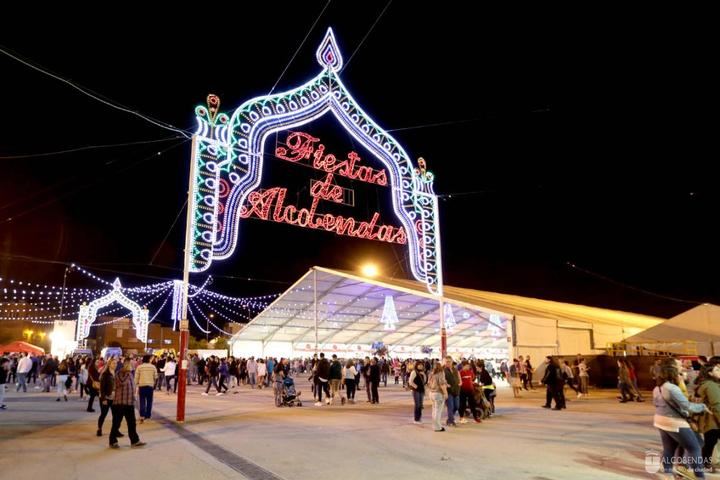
[1,5,715,320]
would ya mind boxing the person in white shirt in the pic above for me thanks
[16,353,33,393]
[344,360,358,404]
[257,360,267,390]
[162,358,177,394]
[247,358,257,388]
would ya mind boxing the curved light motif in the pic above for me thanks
[76,278,149,343]
[188,28,443,295]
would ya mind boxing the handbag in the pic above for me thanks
[661,386,707,435]
[92,380,101,390]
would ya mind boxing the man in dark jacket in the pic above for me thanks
[328,354,345,405]
[444,356,461,426]
[314,353,331,405]
[541,356,565,410]
[369,358,381,404]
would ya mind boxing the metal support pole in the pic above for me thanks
[314,269,318,354]
[176,135,197,422]
[440,297,447,359]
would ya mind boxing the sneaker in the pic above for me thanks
[673,465,696,480]
[131,442,146,448]
[434,428,446,432]
[314,402,322,406]
[341,397,346,405]
[474,418,482,423]
[0,405,6,410]
[56,398,61,402]
[96,429,102,437]
[577,393,582,399]
[64,395,68,402]
[201,393,209,396]
[459,418,469,424]
[541,405,551,408]
[116,432,124,438]
[215,392,223,396]
[413,420,422,425]
[325,399,331,405]
[109,443,119,449]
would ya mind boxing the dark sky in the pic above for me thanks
[0,5,716,320]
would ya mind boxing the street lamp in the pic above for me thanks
[361,264,379,277]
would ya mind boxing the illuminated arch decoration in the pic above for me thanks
[76,278,149,343]
[188,28,443,295]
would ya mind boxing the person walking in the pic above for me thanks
[98,358,121,437]
[578,358,590,397]
[86,359,101,412]
[134,355,157,423]
[510,358,522,398]
[408,360,426,424]
[0,357,9,410]
[162,357,176,394]
[246,357,257,389]
[428,362,448,432]
[16,353,32,393]
[328,354,345,405]
[444,356,460,426]
[78,359,88,400]
[369,358,381,404]
[696,362,720,473]
[55,359,69,402]
[653,358,708,478]
[541,356,564,410]
[458,361,481,423]
[314,353,331,406]
[109,359,145,449]
[344,359,357,404]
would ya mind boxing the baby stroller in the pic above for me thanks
[473,384,494,419]
[275,377,303,407]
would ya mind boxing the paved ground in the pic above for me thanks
[0,379,668,480]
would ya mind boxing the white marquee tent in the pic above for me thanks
[230,267,664,360]
[624,303,720,356]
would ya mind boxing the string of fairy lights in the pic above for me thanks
[0,265,281,336]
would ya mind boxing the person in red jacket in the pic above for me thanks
[458,361,481,424]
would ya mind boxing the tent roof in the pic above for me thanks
[625,303,720,343]
[231,267,664,349]
[0,340,45,354]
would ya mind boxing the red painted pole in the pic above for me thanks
[176,329,188,422]
[177,135,197,422]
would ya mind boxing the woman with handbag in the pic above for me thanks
[87,359,101,412]
[654,358,710,479]
[55,359,69,402]
[696,362,720,473]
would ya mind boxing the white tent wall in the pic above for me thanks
[513,316,638,357]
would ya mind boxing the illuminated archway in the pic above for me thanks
[188,28,442,295]
[76,278,149,343]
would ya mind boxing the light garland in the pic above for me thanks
[186,302,211,334]
[189,299,234,336]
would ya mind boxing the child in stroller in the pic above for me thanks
[275,377,303,407]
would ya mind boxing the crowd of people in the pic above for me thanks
[5,347,720,475]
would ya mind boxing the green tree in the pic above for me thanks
[213,337,229,351]
[189,337,208,349]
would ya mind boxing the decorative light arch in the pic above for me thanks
[188,28,443,295]
[76,278,149,343]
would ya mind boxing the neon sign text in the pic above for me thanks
[239,172,406,244]
[275,131,388,187]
